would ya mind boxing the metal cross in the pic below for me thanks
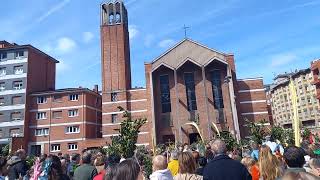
[183,24,190,38]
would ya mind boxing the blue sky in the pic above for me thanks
[1,0,319,89]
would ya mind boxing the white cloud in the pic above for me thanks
[270,53,297,67]
[56,37,76,54]
[129,25,139,40]
[36,0,71,23]
[158,39,175,48]
[82,32,94,43]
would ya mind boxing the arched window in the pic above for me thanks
[109,13,114,24]
[115,13,121,23]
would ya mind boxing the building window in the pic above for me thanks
[53,95,62,102]
[210,70,224,109]
[66,126,80,134]
[69,94,79,101]
[111,92,118,102]
[10,128,20,137]
[0,129,3,138]
[51,144,61,152]
[159,75,171,113]
[184,72,197,111]
[0,82,5,91]
[0,67,6,76]
[68,109,78,117]
[115,13,121,23]
[109,13,114,24]
[111,114,117,123]
[0,97,4,106]
[68,143,78,150]
[36,112,47,120]
[37,96,47,104]
[12,96,22,105]
[13,81,23,90]
[15,51,24,58]
[35,128,49,136]
[11,112,22,121]
[0,52,7,60]
[52,111,62,119]
[13,66,23,74]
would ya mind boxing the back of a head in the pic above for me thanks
[15,149,26,158]
[241,157,255,170]
[259,145,282,180]
[211,139,227,155]
[82,151,92,164]
[171,151,178,160]
[282,171,319,180]
[178,152,196,174]
[284,146,305,168]
[49,155,63,176]
[94,155,105,166]
[112,158,140,180]
[108,154,121,167]
[153,155,167,171]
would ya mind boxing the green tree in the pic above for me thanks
[0,144,9,156]
[106,106,147,158]
[302,128,311,141]
[271,125,285,143]
[244,119,268,144]
[219,131,238,151]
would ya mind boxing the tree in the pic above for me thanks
[106,106,147,158]
[271,125,285,143]
[0,144,9,156]
[219,131,238,151]
[302,128,311,141]
[244,119,268,144]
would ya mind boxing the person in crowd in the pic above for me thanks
[58,153,63,159]
[251,142,259,161]
[67,153,80,178]
[174,151,202,180]
[183,144,190,152]
[258,145,283,180]
[105,154,121,179]
[150,155,173,180]
[7,149,28,180]
[168,151,179,176]
[241,157,259,180]
[205,149,214,163]
[93,154,106,180]
[111,158,142,180]
[195,157,207,176]
[283,146,319,179]
[192,151,200,166]
[309,158,320,176]
[47,155,70,180]
[203,139,251,180]
[73,151,97,180]
[0,156,7,180]
[282,171,319,180]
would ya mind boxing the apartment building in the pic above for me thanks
[311,59,320,104]
[0,41,57,147]
[27,88,101,155]
[270,68,319,129]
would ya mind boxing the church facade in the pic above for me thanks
[100,1,269,146]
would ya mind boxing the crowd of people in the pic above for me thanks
[0,138,320,180]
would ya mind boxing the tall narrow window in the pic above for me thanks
[160,75,171,113]
[211,70,224,109]
[0,67,6,76]
[111,93,118,102]
[184,72,197,111]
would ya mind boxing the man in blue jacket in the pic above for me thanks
[203,139,252,180]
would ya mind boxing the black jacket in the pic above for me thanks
[203,155,252,180]
[7,157,28,180]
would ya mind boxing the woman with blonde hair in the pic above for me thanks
[258,145,283,180]
[174,152,202,180]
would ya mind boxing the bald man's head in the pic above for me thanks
[152,155,167,171]
[211,139,227,155]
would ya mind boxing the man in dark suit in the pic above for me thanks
[203,139,252,180]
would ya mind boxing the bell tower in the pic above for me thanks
[100,0,131,93]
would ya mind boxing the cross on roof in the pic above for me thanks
[183,24,190,38]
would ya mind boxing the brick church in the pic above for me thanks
[100,0,269,146]
[0,0,269,155]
